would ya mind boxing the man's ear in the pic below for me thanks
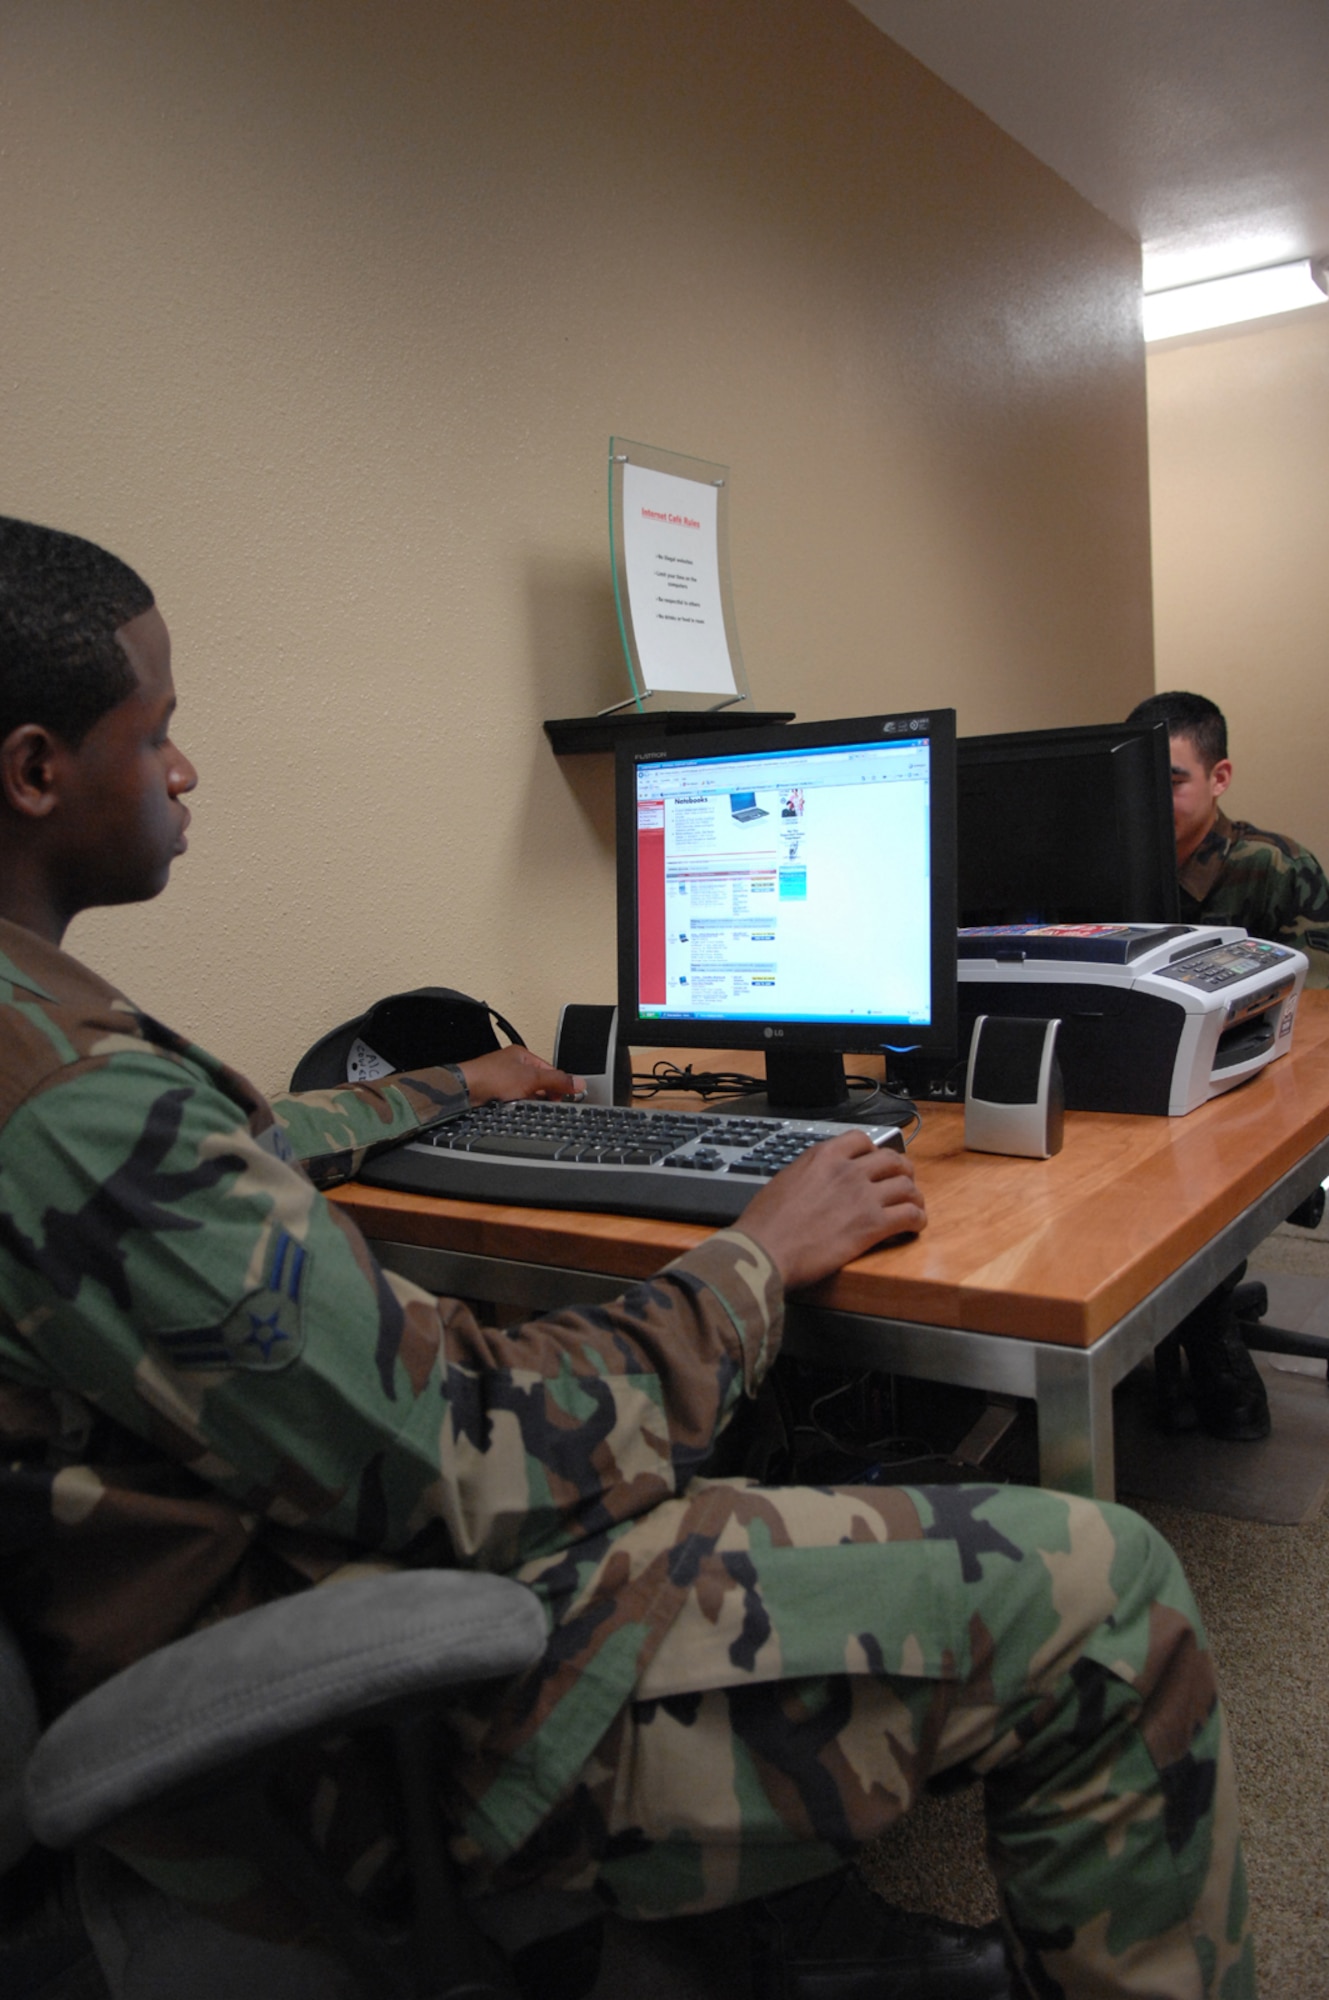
[0,724,64,819]
[1209,757,1233,800]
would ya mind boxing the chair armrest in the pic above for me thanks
[25,1570,547,1849]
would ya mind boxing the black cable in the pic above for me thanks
[631,1061,767,1101]
[629,1061,924,1143]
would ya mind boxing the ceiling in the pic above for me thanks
[852,0,1329,293]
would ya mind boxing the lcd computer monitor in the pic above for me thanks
[956,722,1179,929]
[616,711,957,1119]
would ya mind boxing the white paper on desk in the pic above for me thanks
[621,462,737,696]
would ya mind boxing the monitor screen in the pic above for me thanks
[616,710,957,1119]
[956,722,1179,929]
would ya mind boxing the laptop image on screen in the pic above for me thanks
[730,791,769,823]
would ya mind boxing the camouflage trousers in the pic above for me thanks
[106,1483,1253,2000]
[477,1482,1253,2000]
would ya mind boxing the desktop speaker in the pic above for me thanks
[553,1003,632,1106]
[964,1015,1064,1159]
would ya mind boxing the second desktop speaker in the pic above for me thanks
[964,1014,1064,1159]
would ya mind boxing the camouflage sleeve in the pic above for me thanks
[1272,849,1329,989]
[267,1066,471,1187]
[1216,835,1329,988]
[0,1050,783,1572]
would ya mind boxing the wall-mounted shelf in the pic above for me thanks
[544,710,795,756]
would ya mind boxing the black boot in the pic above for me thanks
[1178,1277,1270,1442]
[748,1867,1010,1999]
[1153,1329,1198,1434]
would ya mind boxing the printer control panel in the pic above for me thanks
[1154,937,1296,995]
[1154,937,1299,1037]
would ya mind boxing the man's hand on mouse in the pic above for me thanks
[738,1131,927,1291]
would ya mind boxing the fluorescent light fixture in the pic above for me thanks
[1144,259,1329,342]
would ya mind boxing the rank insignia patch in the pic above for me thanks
[155,1227,309,1373]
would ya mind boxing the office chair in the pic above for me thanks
[3,1573,1014,2000]
[1236,1184,1329,1378]
[1,1570,561,2000]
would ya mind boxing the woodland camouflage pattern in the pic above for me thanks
[0,914,1253,1995]
[1181,807,1329,987]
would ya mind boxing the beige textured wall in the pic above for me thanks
[1148,310,1329,867]
[2,0,1152,1091]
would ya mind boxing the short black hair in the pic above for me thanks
[1126,690,1227,770]
[0,516,155,748]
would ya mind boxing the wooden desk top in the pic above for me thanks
[331,992,1329,1352]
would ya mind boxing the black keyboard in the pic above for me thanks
[358,1099,904,1225]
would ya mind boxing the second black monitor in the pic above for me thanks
[957,721,1178,929]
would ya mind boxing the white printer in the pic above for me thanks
[952,923,1306,1116]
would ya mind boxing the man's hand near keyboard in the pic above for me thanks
[738,1131,927,1289]
[457,1043,585,1104]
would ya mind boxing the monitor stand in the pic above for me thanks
[737,1050,913,1126]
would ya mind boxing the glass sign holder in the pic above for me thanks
[544,438,793,755]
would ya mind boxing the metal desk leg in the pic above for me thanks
[1032,1345,1116,1500]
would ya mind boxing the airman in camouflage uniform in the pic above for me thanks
[0,516,1255,1997]
[1127,688,1329,986]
